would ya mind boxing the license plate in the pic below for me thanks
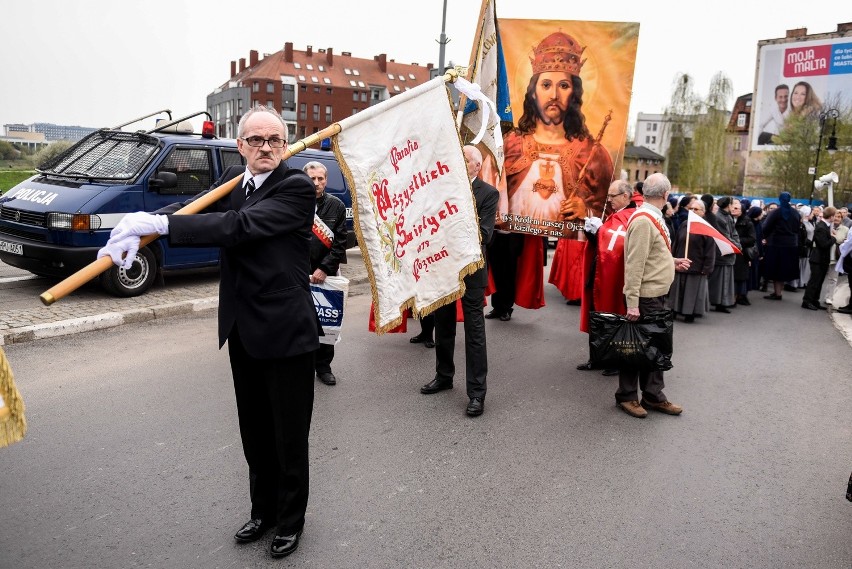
[0,240,23,255]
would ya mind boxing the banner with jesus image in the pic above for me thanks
[333,77,483,333]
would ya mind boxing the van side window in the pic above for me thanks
[157,148,212,194]
[221,149,245,171]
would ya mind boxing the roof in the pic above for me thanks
[624,145,665,161]
[222,44,434,94]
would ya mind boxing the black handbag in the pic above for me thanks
[588,310,674,372]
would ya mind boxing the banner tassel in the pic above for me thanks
[0,347,27,448]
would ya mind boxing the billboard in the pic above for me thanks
[752,36,852,150]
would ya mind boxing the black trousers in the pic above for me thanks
[616,296,668,404]
[315,343,334,374]
[487,232,523,314]
[228,326,315,535]
[803,261,829,306]
[417,313,435,340]
[434,284,487,399]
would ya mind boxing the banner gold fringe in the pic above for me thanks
[0,346,27,448]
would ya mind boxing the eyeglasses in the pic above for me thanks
[607,192,626,198]
[241,136,285,148]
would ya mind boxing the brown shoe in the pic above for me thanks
[618,400,648,418]
[641,399,683,415]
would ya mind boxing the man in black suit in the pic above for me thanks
[802,206,837,310]
[98,105,317,559]
[420,145,499,417]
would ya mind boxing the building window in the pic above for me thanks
[266,82,274,93]
[306,64,313,70]
[394,86,401,92]
[349,80,357,87]
[318,65,325,72]
[737,113,746,127]
[298,75,306,81]
[398,75,405,81]
[352,69,360,76]
[734,138,742,151]
[344,68,352,75]
[324,78,331,85]
[294,63,301,69]
[645,136,650,144]
[408,73,416,80]
[300,126,306,139]
[313,104,320,121]
[266,101,274,109]
[647,123,651,131]
[326,87,332,95]
[325,105,332,122]
[311,76,319,83]
[300,85,307,92]
[299,103,307,121]
[352,108,358,116]
[652,123,658,131]
[352,91,359,101]
[360,92,367,102]
[313,86,320,93]
[252,81,259,93]
[387,73,394,80]
[635,170,639,180]
[358,81,365,87]
[651,136,656,144]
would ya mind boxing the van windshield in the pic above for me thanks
[39,130,161,182]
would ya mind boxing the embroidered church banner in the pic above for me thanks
[333,78,483,333]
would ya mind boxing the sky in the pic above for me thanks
[1,0,847,139]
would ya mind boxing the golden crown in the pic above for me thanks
[530,31,586,76]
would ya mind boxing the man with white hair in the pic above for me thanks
[617,173,691,419]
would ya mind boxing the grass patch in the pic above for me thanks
[0,170,36,194]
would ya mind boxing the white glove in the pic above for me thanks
[110,212,169,241]
[584,216,603,234]
[97,234,141,270]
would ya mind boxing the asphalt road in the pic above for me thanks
[1,278,851,568]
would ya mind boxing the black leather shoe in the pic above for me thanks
[576,362,593,371]
[684,315,695,323]
[601,369,619,376]
[270,530,302,558]
[764,293,782,300]
[498,309,513,321]
[423,340,435,348]
[317,371,337,385]
[466,397,484,416]
[484,309,502,319]
[714,306,730,313]
[565,299,581,306]
[420,378,453,394]
[234,518,270,543]
[837,305,852,314]
[410,334,428,343]
[801,302,819,311]
[783,284,798,292]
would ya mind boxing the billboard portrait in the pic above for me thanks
[485,19,638,240]
[753,36,852,149]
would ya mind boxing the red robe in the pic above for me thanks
[548,238,586,301]
[579,206,634,333]
[514,235,546,309]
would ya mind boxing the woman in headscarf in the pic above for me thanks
[668,199,716,322]
[761,191,801,300]
[732,199,756,305]
[673,195,695,233]
[708,196,741,312]
[701,194,718,231]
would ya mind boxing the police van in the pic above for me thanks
[0,110,354,297]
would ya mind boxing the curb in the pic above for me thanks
[0,297,219,346]
[0,274,369,346]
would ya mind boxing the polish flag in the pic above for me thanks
[687,210,741,255]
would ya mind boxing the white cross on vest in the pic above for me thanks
[606,224,627,251]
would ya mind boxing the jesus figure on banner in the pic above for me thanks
[502,30,614,307]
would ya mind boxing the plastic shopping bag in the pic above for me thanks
[311,275,349,345]
[588,310,674,372]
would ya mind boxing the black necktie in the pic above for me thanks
[246,178,256,198]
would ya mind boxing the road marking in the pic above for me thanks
[0,275,41,284]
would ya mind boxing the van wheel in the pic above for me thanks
[99,246,157,297]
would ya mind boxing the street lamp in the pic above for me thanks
[809,108,840,205]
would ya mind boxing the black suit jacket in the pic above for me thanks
[809,219,833,266]
[467,177,500,288]
[157,163,319,359]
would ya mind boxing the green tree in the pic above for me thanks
[0,140,20,160]
[32,141,73,169]
[662,72,735,194]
